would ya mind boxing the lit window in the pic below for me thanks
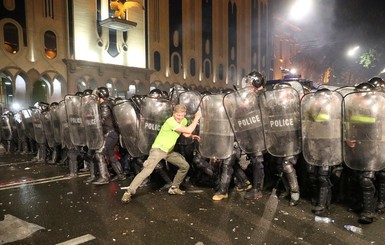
[3,23,19,54]
[44,31,57,59]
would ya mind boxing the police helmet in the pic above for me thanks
[247,71,265,89]
[161,90,169,99]
[49,102,59,109]
[368,77,385,88]
[113,97,124,104]
[75,91,83,97]
[198,91,209,96]
[273,82,292,90]
[221,88,234,94]
[131,94,144,105]
[316,88,330,94]
[36,102,49,111]
[355,82,375,92]
[83,89,93,95]
[148,88,163,98]
[96,87,110,99]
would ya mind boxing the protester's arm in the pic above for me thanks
[175,111,201,135]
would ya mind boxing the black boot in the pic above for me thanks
[84,162,96,183]
[110,160,126,181]
[312,186,331,216]
[245,188,263,200]
[377,181,385,214]
[48,149,58,165]
[359,188,375,224]
[93,154,110,185]
[279,175,290,199]
[286,169,300,206]
[66,160,78,178]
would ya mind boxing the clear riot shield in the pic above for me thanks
[41,110,56,148]
[199,94,234,159]
[335,86,355,97]
[21,109,35,140]
[169,84,186,105]
[301,90,343,166]
[14,112,24,139]
[113,100,141,157]
[343,91,385,171]
[137,97,172,154]
[50,105,61,145]
[81,94,104,150]
[0,114,12,141]
[223,87,265,154]
[287,81,305,99]
[59,100,74,150]
[65,95,86,147]
[31,108,46,144]
[259,86,301,157]
[177,91,202,145]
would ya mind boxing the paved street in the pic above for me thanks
[0,150,384,245]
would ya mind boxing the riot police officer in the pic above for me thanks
[343,82,385,223]
[31,102,50,163]
[259,83,302,206]
[93,87,126,185]
[301,88,343,215]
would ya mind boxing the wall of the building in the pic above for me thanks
[147,0,271,91]
[0,0,68,109]
[0,0,278,112]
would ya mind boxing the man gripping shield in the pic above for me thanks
[343,82,385,223]
[301,88,343,215]
[223,71,266,200]
[260,83,301,206]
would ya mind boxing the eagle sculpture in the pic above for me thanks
[110,0,145,20]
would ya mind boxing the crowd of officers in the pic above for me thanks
[2,72,385,225]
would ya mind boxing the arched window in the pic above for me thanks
[0,76,13,110]
[3,23,19,54]
[127,84,137,98]
[154,51,161,71]
[44,31,57,59]
[32,80,48,103]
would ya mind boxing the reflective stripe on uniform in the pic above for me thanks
[315,113,330,122]
[350,115,376,123]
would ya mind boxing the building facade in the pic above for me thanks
[0,0,286,113]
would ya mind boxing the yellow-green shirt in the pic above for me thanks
[152,116,188,153]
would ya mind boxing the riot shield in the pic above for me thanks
[59,100,74,149]
[31,108,46,144]
[287,81,305,99]
[177,91,202,145]
[65,95,86,146]
[113,100,141,157]
[21,109,35,140]
[259,86,301,157]
[335,86,355,97]
[41,110,56,148]
[169,84,186,105]
[49,104,61,145]
[223,87,265,154]
[137,97,172,154]
[343,91,385,171]
[199,94,234,159]
[301,90,343,166]
[81,94,104,150]
[0,114,12,141]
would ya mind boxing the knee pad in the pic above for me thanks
[283,161,295,174]
[360,173,375,190]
